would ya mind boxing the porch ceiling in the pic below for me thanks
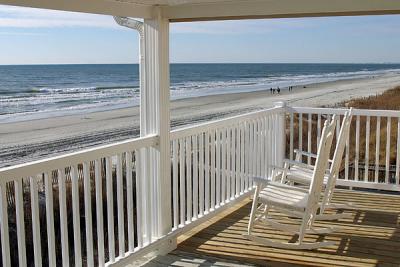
[1,0,400,21]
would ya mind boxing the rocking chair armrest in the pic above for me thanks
[253,176,271,185]
[269,165,286,172]
[282,159,314,170]
[293,149,333,163]
[294,149,318,159]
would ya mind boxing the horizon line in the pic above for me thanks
[1,62,400,66]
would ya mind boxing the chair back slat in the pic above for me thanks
[306,115,337,219]
[323,109,353,206]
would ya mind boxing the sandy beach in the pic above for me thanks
[1,72,400,167]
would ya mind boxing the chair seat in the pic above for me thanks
[287,166,329,185]
[258,182,309,212]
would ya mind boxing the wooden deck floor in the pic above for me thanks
[148,189,400,267]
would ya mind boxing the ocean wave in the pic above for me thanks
[1,65,400,122]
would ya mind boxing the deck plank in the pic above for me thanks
[171,189,400,267]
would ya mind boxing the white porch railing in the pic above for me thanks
[170,106,284,230]
[0,135,159,267]
[287,107,400,191]
[1,104,400,267]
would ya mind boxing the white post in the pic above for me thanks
[142,8,173,251]
[274,101,287,167]
[114,10,174,258]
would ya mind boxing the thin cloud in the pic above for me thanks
[171,19,314,34]
[0,5,121,29]
[0,31,45,36]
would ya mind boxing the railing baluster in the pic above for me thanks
[83,162,94,265]
[211,130,216,209]
[148,148,155,240]
[172,140,179,228]
[45,172,56,267]
[266,116,271,178]
[149,148,156,240]
[272,115,277,168]
[336,116,341,146]
[236,126,241,196]
[345,122,350,181]
[252,121,257,185]
[299,113,303,153]
[226,127,231,201]
[307,113,312,165]
[58,169,70,267]
[290,112,294,160]
[221,128,227,203]
[355,115,360,181]
[396,118,400,185]
[116,154,125,257]
[0,183,10,267]
[205,130,210,211]
[199,134,205,214]
[126,152,134,251]
[15,178,27,267]
[260,119,265,178]
[365,116,370,181]
[386,117,391,183]
[240,123,245,193]
[179,138,185,224]
[231,127,236,199]
[71,166,82,266]
[256,120,261,177]
[135,150,143,248]
[375,117,381,183]
[105,157,115,263]
[30,176,42,267]
[193,136,199,218]
[215,130,221,205]
[186,136,192,221]
[95,159,105,266]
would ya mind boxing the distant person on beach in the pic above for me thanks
[277,87,280,94]
[270,88,273,94]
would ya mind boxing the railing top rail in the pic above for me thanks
[287,106,400,117]
[0,134,158,182]
[171,106,283,140]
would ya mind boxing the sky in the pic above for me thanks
[1,5,400,64]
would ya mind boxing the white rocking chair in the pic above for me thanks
[245,116,337,250]
[275,109,353,221]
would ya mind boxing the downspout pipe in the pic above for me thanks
[113,17,145,125]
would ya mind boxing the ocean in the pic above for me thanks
[1,63,400,123]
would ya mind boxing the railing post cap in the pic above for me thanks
[273,101,286,108]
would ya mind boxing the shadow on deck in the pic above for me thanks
[145,189,400,267]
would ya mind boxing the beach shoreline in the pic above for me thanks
[1,72,400,167]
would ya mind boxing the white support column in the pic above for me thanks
[142,10,172,245]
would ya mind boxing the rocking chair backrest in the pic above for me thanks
[324,109,353,201]
[306,115,337,217]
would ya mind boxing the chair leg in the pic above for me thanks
[248,186,261,235]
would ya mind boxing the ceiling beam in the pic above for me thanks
[0,0,154,18]
[163,0,400,22]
